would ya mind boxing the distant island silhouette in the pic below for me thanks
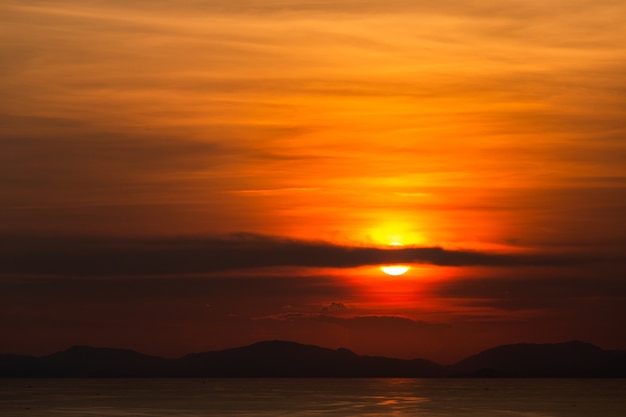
[1,340,624,378]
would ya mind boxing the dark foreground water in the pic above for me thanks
[0,378,624,417]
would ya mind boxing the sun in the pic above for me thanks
[380,242,411,276]
[380,265,410,276]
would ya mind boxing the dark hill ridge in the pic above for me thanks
[43,345,175,377]
[1,340,624,377]
[448,340,626,377]
[177,340,443,377]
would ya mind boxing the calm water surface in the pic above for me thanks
[0,378,624,417]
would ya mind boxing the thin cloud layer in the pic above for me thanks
[1,234,601,277]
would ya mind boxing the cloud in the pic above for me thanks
[321,302,348,314]
[0,233,604,277]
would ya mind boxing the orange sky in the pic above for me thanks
[1,0,625,362]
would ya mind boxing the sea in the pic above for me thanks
[0,378,624,417]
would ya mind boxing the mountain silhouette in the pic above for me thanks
[448,340,626,377]
[177,340,443,377]
[42,345,176,377]
[1,340,624,377]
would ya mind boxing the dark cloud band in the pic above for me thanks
[1,233,600,277]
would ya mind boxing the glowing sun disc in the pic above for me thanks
[380,265,410,276]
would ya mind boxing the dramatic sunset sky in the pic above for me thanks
[2,0,625,363]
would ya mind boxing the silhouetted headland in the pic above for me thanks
[1,340,624,377]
